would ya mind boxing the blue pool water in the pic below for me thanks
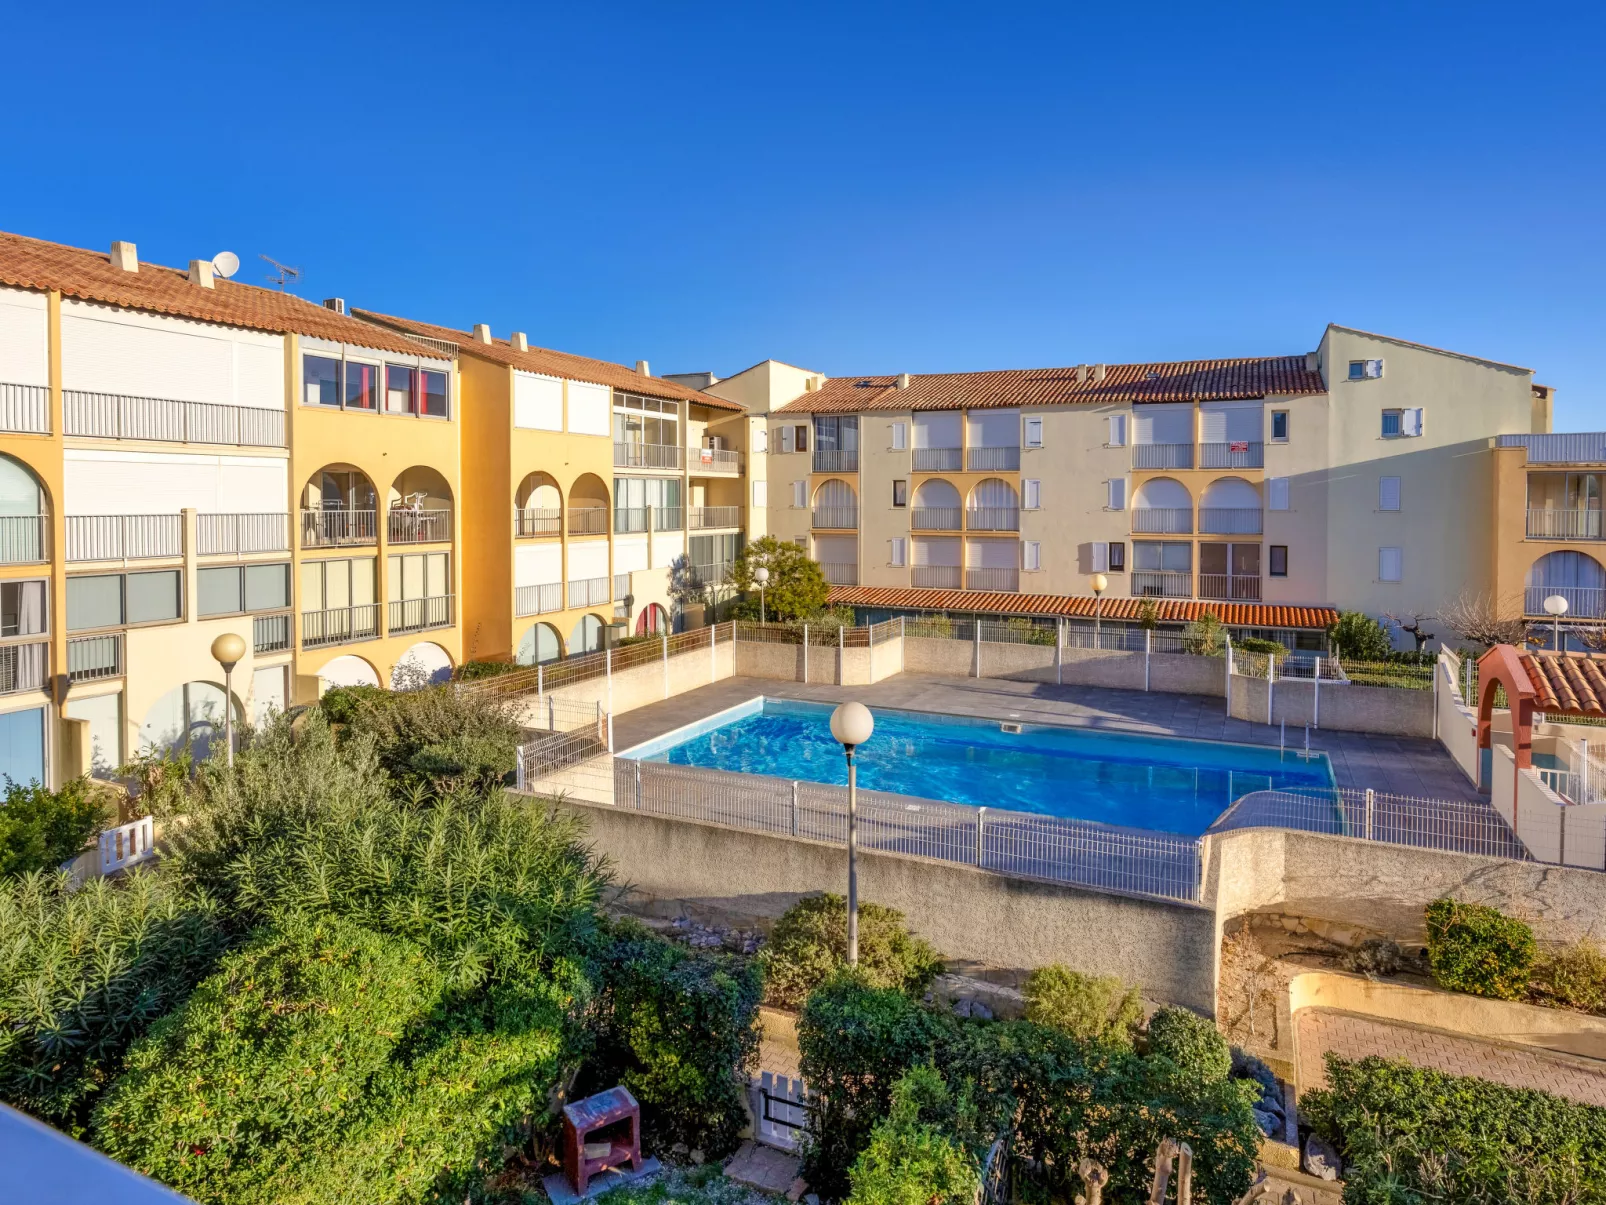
[625,698,1335,836]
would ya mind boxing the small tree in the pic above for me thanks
[1136,600,1160,631]
[1023,965,1143,1049]
[1327,611,1393,661]
[730,535,829,621]
[1181,611,1223,655]
[1384,611,1436,653]
[1439,589,1531,649]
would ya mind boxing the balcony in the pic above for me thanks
[614,441,684,470]
[198,513,290,555]
[301,508,377,548]
[690,506,741,530]
[1199,441,1264,470]
[389,594,454,635]
[911,507,963,531]
[66,634,120,683]
[1526,585,1606,619]
[813,449,859,473]
[1131,507,1193,535]
[569,576,610,608]
[1199,507,1263,535]
[0,383,50,434]
[693,447,741,473]
[614,573,631,599]
[913,566,961,589]
[965,507,1020,532]
[1199,573,1262,601]
[302,604,381,648]
[694,561,734,586]
[1133,443,1194,470]
[387,508,452,545]
[968,446,1020,472]
[812,506,859,529]
[821,562,858,586]
[516,582,562,616]
[65,514,183,562]
[1132,570,1192,598]
[655,506,683,531]
[515,507,561,537]
[1527,508,1603,540]
[569,507,609,536]
[65,390,285,447]
[913,448,962,472]
[0,515,48,564]
[0,640,49,695]
[965,567,1019,592]
[252,612,292,654]
[614,507,649,535]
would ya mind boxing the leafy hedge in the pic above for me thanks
[847,1066,982,1205]
[1425,897,1536,1000]
[318,681,521,787]
[1022,964,1142,1048]
[1301,1053,1606,1203]
[759,894,944,1009]
[0,777,108,879]
[1146,1005,1232,1083]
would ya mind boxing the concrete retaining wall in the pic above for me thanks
[732,636,905,686]
[1227,674,1434,738]
[520,639,737,720]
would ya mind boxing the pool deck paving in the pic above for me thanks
[608,673,1482,803]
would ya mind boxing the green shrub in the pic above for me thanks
[1232,637,1287,659]
[729,535,829,621]
[1023,965,1143,1048]
[454,659,521,681]
[1146,1006,1231,1082]
[846,1066,981,1205]
[1533,939,1606,1013]
[1301,1053,1606,1203]
[1327,610,1393,661]
[317,683,389,726]
[0,777,109,879]
[1425,897,1536,1000]
[584,923,762,1158]
[1182,612,1224,655]
[317,681,521,787]
[0,869,227,1132]
[759,894,945,1008]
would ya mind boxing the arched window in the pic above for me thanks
[812,479,858,528]
[569,614,606,655]
[967,478,1019,531]
[516,622,563,666]
[0,454,47,563]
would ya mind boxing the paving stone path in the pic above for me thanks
[1298,1008,1606,1106]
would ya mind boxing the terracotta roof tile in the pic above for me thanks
[1520,651,1606,717]
[826,585,1337,630]
[779,357,1324,415]
[0,231,434,357]
[357,310,744,413]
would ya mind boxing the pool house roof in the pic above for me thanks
[825,586,1340,631]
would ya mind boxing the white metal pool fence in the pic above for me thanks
[1209,787,1530,860]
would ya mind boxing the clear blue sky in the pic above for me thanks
[4,2,1603,423]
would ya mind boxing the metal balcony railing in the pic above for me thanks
[968,446,1020,472]
[1526,585,1606,618]
[65,391,286,447]
[1131,507,1193,534]
[0,640,49,694]
[912,566,962,589]
[301,509,377,548]
[911,507,963,530]
[515,507,562,537]
[821,562,858,586]
[690,506,741,529]
[387,508,452,545]
[569,507,609,536]
[693,447,742,472]
[197,513,290,555]
[516,583,562,616]
[389,594,454,634]
[0,383,50,433]
[65,514,184,562]
[1132,570,1193,598]
[693,561,734,586]
[0,516,48,564]
[966,507,1020,532]
[66,634,120,683]
[1199,508,1263,535]
[813,449,859,472]
[301,604,380,648]
[614,441,684,470]
[614,573,631,598]
[654,506,684,531]
[1527,508,1604,540]
[252,612,292,654]
[1199,441,1264,469]
[812,506,859,529]
[614,507,649,534]
[912,448,962,472]
[569,576,610,608]
[965,567,1019,592]
[1132,443,1194,470]
[1199,573,1262,600]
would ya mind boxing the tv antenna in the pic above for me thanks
[260,254,300,291]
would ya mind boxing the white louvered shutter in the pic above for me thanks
[1379,547,1403,582]
[1106,478,1126,510]
[1092,542,1110,572]
[791,480,806,508]
[1023,541,1041,571]
[1107,414,1127,446]
[1379,476,1401,511]
[779,425,794,453]
[1267,477,1290,511]
[891,421,908,450]
[1024,416,1044,447]
[1023,479,1042,509]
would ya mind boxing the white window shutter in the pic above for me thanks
[754,428,768,453]
[1106,478,1126,510]
[1108,414,1127,446]
[1092,542,1110,572]
[1023,479,1042,509]
[1379,546,1403,582]
[1024,540,1041,571]
[890,537,906,567]
[891,421,907,450]
[752,480,767,508]
[791,480,806,508]
[1268,477,1290,511]
[1365,358,1385,379]
[1024,416,1044,447]
[1404,407,1423,436]
[1379,476,1401,511]
[779,425,794,454]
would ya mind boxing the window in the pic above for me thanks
[420,369,449,418]
[1379,546,1403,582]
[1108,541,1125,571]
[1381,409,1402,438]
[344,360,379,410]
[0,580,46,637]
[1271,410,1289,441]
[1024,417,1044,448]
[67,575,122,631]
[794,424,809,452]
[1023,479,1042,510]
[791,480,807,508]
[246,563,290,611]
[1106,478,1126,510]
[891,422,908,451]
[890,537,907,567]
[303,355,341,407]
[387,552,450,601]
[197,566,243,617]
[385,364,416,415]
[752,480,767,508]
[301,558,376,613]
[1270,545,1288,577]
[1023,540,1041,571]
[794,536,807,548]
[126,571,181,624]
[1133,541,1191,572]
[1379,476,1401,511]
[1381,408,1422,438]
[1350,358,1384,380]
[1107,414,1127,447]
[892,480,908,508]
[1267,477,1290,511]
[68,572,180,630]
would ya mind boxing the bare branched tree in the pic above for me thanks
[1568,622,1606,653]
[1437,589,1532,649]
[1384,611,1437,652]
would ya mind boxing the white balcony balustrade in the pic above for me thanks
[1198,507,1263,535]
[568,576,610,608]
[689,506,740,529]
[1132,570,1192,598]
[0,383,49,434]
[386,508,452,545]
[1199,441,1264,469]
[65,391,285,447]
[812,506,859,529]
[820,562,858,586]
[0,640,49,695]
[911,507,963,530]
[516,583,563,616]
[964,567,1020,592]
[912,566,962,588]
[1131,507,1193,534]
[0,516,48,564]
[389,595,454,634]
[197,513,290,555]
[252,612,292,654]
[912,448,962,472]
[301,604,380,647]
[965,507,1020,532]
[967,446,1021,472]
[1199,573,1262,600]
[569,508,609,536]
[1132,443,1194,470]
[301,509,377,548]
[1528,508,1604,540]
[66,634,122,683]
[614,441,685,470]
[515,507,562,537]
[66,514,183,562]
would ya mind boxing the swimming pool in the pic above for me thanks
[623,698,1335,837]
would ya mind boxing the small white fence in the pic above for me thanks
[749,1072,808,1153]
[98,815,156,875]
[1209,787,1528,860]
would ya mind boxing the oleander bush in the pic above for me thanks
[1022,964,1143,1049]
[1301,1053,1606,1204]
[758,893,944,1009]
[1533,938,1606,1013]
[1145,1005,1232,1083]
[318,679,521,787]
[846,1065,982,1205]
[453,658,520,681]
[1424,897,1537,1001]
[0,776,110,879]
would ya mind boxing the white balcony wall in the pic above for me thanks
[966,409,1019,448]
[64,449,287,514]
[513,371,563,431]
[913,536,961,567]
[1131,403,1191,445]
[614,536,649,575]
[567,539,609,580]
[514,542,562,588]
[567,381,610,436]
[0,288,47,385]
[62,299,285,409]
[652,531,684,568]
[913,411,961,448]
[967,538,1018,569]
[814,535,857,563]
[1198,400,1263,443]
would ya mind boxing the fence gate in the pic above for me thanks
[749,1072,807,1152]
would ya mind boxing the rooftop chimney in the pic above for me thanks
[636,359,651,377]
[896,373,912,389]
[1094,363,1107,382]
[322,297,346,315]
[510,332,528,352]
[472,324,492,344]
[110,241,138,272]
[1305,351,1318,372]
[188,259,215,289]
[1075,364,1088,384]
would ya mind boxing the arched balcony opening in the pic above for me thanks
[1199,477,1263,535]
[911,480,962,531]
[515,472,563,537]
[516,621,564,666]
[386,466,453,545]
[301,465,377,548]
[1527,550,1606,619]
[569,613,607,656]
[1132,478,1193,534]
[569,473,610,537]
[812,479,859,530]
[966,478,1020,532]
[0,453,49,564]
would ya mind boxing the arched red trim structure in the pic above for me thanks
[1476,644,1536,770]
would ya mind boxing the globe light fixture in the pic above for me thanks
[1090,573,1110,643]
[1544,593,1570,651]
[210,631,247,768]
[829,701,875,964]
[754,565,770,624]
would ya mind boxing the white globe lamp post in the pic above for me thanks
[1544,593,1569,651]
[1090,572,1109,644]
[830,701,875,964]
[210,631,247,768]
[754,565,770,625]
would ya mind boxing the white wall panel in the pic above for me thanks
[514,543,562,587]
[233,338,285,410]
[567,540,610,579]
[1132,403,1191,445]
[913,537,961,567]
[613,536,649,574]
[912,412,960,448]
[0,289,47,386]
[64,450,287,514]
[567,381,611,436]
[967,538,1018,568]
[514,372,564,431]
[814,535,857,562]
[966,409,1019,448]
[651,532,683,568]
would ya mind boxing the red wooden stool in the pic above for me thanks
[562,1086,642,1196]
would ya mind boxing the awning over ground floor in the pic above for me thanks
[825,585,1340,631]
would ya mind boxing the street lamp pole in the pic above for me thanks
[1090,572,1109,645]
[1544,593,1570,651]
[755,565,770,625]
[830,701,875,965]
[210,632,247,768]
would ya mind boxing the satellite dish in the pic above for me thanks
[211,251,240,279]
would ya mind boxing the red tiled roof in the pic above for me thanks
[779,356,1324,415]
[0,231,434,357]
[357,310,744,413]
[1520,650,1606,717]
[826,585,1337,630]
